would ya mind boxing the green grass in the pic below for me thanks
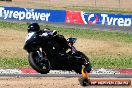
[0,21,28,31]
[0,57,30,68]
[91,55,132,68]
[0,55,132,68]
[0,21,132,68]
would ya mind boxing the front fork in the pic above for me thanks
[37,48,45,61]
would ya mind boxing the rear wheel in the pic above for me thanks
[74,51,92,74]
[28,52,51,74]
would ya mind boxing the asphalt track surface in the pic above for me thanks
[42,22,132,34]
[1,19,131,34]
[0,73,132,78]
[1,19,132,33]
[0,68,131,78]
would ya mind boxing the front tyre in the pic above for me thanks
[28,52,51,74]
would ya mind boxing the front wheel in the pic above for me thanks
[28,52,51,74]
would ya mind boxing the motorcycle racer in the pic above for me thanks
[25,23,92,74]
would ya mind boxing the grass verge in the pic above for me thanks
[91,55,132,68]
[0,57,29,68]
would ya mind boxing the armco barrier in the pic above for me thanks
[65,11,132,26]
[0,6,132,27]
[0,6,66,23]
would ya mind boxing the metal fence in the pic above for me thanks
[87,0,132,10]
[0,0,131,10]
[0,0,12,1]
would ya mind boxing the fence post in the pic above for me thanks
[119,0,121,9]
[95,0,96,7]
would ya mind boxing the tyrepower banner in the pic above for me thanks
[66,11,132,26]
[0,6,66,23]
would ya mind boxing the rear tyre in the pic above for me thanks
[28,52,51,74]
[74,51,92,74]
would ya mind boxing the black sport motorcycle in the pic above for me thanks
[24,29,92,74]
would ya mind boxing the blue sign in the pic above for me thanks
[0,6,66,23]
[81,12,132,26]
